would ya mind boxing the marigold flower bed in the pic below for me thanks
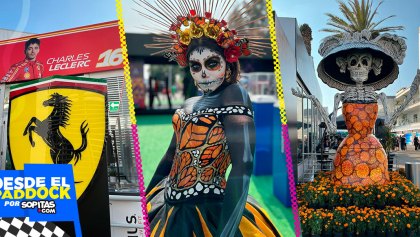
[297,172,420,236]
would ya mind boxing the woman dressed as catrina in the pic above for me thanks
[138,0,281,236]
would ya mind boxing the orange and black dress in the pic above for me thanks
[146,105,280,237]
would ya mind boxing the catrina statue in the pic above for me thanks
[293,27,420,185]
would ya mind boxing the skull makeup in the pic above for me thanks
[188,47,226,93]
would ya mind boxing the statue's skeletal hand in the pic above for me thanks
[292,88,337,134]
[291,88,315,100]
[412,69,420,90]
[291,88,304,97]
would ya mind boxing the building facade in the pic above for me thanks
[392,86,420,135]
[275,15,323,183]
[390,28,420,136]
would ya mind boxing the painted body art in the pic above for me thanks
[137,0,280,236]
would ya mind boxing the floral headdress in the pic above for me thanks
[136,0,269,67]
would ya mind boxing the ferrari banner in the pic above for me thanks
[0,21,122,83]
[6,76,110,236]
[8,76,106,199]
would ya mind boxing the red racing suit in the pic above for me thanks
[2,59,44,82]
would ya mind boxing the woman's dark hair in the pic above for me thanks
[186,38,240,84]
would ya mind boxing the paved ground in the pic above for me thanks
[392,146,420,169]
[392,148,420,189]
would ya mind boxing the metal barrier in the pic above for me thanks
[405,162,420,188]
[0,84,9,170]
[298,152,335,183]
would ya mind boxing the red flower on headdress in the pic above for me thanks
[170,24,178,32]
[173,44,187,54]
[217,31,235,48]
[176,53,188,67]
[242,49,251,56]
[234,39,251,56]
[224,46,242,63]
[193,16,205,26]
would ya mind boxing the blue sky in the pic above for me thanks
[2,0,417,112]
[273,0,420,112]
[0,0,117,34]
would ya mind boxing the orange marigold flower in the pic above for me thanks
[376,149,386,163]
[342,160,354,176]
[360,152,369,162]
[355,163,370,178]
[370,167,383,182]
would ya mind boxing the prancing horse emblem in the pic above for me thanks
[23,93,89,165]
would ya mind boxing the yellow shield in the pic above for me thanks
[8,76,107,200]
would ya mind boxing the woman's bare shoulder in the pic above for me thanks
[221,83,252,107]
[182,96,201,108]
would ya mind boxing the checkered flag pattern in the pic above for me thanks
[0,218,70,237]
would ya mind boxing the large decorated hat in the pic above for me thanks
[317,29,406,91]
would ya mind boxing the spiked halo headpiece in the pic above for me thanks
[135,0,270,67]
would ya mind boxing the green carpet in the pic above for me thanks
[137,115,295,237]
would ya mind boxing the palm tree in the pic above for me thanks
[300,24,313,55]
[321,0,403,38]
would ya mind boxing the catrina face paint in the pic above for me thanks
[189,47,226,93]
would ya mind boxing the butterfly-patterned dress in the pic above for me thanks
[146,105,281,237]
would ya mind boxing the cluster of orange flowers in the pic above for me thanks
[297,171,420,209]
[297,172,420,236]
[299,205,420,235]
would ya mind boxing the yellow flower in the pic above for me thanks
[190,22,204,38]
[179,29,191,45]
[204,21,221,39]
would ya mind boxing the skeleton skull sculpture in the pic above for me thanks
[347,53,372,83]
[336,52,383,85]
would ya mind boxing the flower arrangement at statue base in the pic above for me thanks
[297,171,420,236]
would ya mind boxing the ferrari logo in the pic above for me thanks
[8,76,107,199]
[23,93,89,165]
